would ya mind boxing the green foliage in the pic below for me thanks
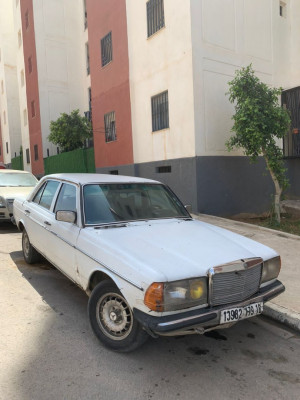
[48,109,92,152]
[226,65,291,191]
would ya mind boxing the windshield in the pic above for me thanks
[83,183,190,225]
[0,173,37,187]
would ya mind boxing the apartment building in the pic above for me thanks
[1,0,299,215]
[0,0,22,165]
[11,0,89,175]
[89,0,300,215]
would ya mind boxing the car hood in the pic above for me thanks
[87,219,278,282]
[0,186,35,200]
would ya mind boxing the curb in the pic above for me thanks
[263,303,300,333]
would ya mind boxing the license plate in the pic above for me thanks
[220,302,263,324]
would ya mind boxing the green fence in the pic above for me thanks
[44,148,95,175]
[11,155,24,170]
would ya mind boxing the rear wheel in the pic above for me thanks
[22,229,41,264]
[88,280,149,352]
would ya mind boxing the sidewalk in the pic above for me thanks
[193,213,300,333]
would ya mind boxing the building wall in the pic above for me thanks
[0,0,22,165]
[87,0,133,169]
[126,0,195,164]
[20,0,44,175]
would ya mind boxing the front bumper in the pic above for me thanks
[134,280,285,336]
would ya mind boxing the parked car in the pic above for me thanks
[0,169,38,223]
[13,173,285,352]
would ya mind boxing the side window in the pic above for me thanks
[39,181,60,210]
[54,183,77,212]
[32,183,46,204]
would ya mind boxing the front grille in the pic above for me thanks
[211,264,262,306]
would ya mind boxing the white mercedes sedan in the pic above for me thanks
[13,173,285,352]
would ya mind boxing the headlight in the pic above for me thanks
[261,256,281,283]
[144,278,207,312]
[0,196,6,208]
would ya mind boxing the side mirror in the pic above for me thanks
[185,205,192,214]
[56,210,77,224]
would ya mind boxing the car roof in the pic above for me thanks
[43,173,161,185]
[0,169,34,174]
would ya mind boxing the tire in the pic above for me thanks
[22,229,41,264]
[88,280,149,352]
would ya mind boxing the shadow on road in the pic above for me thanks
[7,251,300,400]
[0,221,19,234]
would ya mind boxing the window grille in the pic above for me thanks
[86,43,90,75]
[104,111,116,142]
[101,32,112,67]
[151,90,169,132]
[25,10,29,29]
[26,148,30,164]
[6,142,8,154]
[147,0,165,38]
[157,165,171,173]
[282,87,300,157]
[34,144,38,161]
[31,101,35,117]
[28,56,32,73]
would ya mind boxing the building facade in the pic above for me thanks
[1,0,299,215]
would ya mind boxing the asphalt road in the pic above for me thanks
[0,223,300,400]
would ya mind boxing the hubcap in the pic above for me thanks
[96,293,133,340]
[23,232,30,258]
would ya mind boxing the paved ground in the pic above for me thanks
[0,221,300,400]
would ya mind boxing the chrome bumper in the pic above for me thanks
[134,280,285,336]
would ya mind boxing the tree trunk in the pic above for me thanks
[262,151,282,224]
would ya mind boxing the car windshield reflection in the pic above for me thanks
[83,183,190,225]
[0,173,37,187]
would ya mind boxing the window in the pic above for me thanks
[18,30,22,47]
[31,100,36,117]
[151,90,169,132]
[57,147,60,154]
[101,32,112,67]
[34,144,38,161]
[83,0,87,30]
[6,142,9,154]
[28,56,32,73]
[157,165,171,173]
[25,10,29,29]
[104,111,116,142]
[85,42,90,75]
[280,1,287,17]
[36,180,60,210]
[26,148,30,164]
[3,111,6,124]
[147,0,165,37]
[21,70,25,86]
[1,80,3,94]
[23,109,28,126]
[47,148,49,157]
[54,183,77,213]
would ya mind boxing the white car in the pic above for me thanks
[13,173,284,352]
[0,169,38,223]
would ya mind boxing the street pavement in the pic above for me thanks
[0,220,300,399]
[194,213,300,332]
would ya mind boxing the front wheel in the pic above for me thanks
[88,280,149,352]
[22,229,41,264]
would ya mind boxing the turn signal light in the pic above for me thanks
[144,282,164,312]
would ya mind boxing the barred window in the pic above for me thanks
[101,32,112,67]
[28,56,32,73]
[151,91,169,132]
[26,148,30,164]
[147,0,165,38]
[25,10,29,30]
[31,100,36,117]
[34,144,38,161]
[104,111,116,142]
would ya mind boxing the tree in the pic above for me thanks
[48,109,92,152]
[226,65,291,223]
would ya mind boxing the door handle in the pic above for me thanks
[44,221,51,226]
[25,209,31,213]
